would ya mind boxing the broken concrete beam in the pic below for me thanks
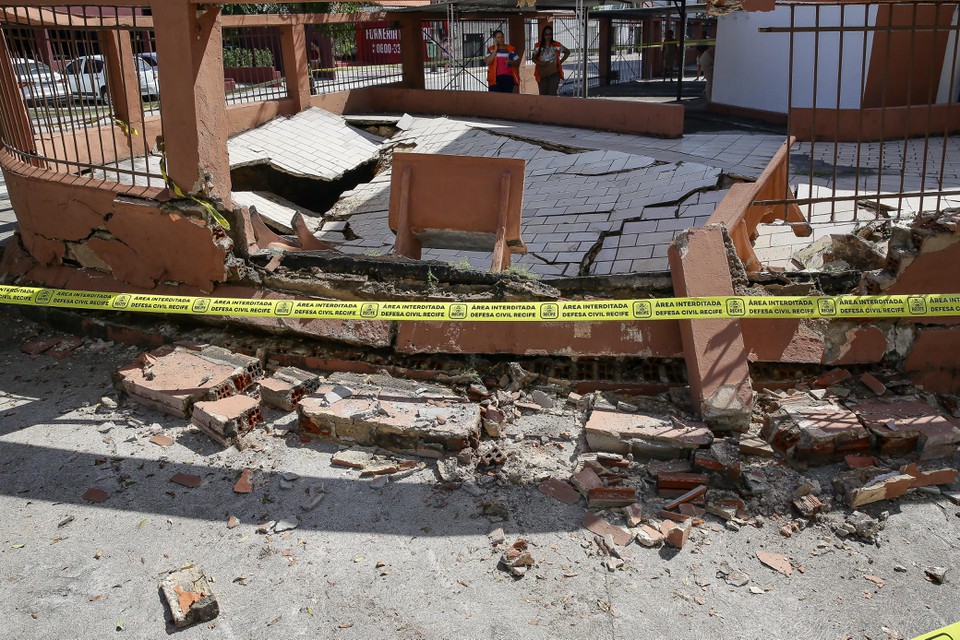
[298,382,480,454]
[661,518,692,549]
[258,367,321,411]
[587,487,637,508]
[191,395,263,448]
[833,466,914,508]
[762,398,872,464]
[853,399,960,460]
[585,410,712,459]
[582,513,632,546]
[114,345,263,417]
[159,564,219,628]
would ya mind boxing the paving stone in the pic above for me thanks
[298,382,480,453]
[585,410,713,458]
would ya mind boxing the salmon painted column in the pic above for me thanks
[399,18,425,91]
[280,23,311,113]
[100,29,145,141]
[150,1,230,201]
[668,225,754,431]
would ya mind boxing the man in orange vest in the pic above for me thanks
[484,29,520,93]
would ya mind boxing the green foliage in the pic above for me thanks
[503,263,540,280]
[223,47,275,69]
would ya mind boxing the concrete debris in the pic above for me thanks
[832,510,883,542]
[331,446,420,479]
[635,524,664,547]
[530,390,555,409]
[924,566,947,584]
[115,345,263,418]
[273,517,299,533]
[487,527,506,546]
[717,562,750,587]
[834,462,958,508]
[160,564,219,628]
[192,395,264,449]
[298,381,480,454]
[499,540,535,577]
[585,409,713,458]
[762,396,871,464]
[258,367,321,411]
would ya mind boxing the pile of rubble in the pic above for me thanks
[112,344,960,580]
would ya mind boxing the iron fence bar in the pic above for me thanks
[830,3,845,222]
[785,3,794,224]
[760,24,960,32]
[808,4,820,223]
[875,4,894,215]
[853,2,869,209]
[754,189,960,207]
[895,1,920,214]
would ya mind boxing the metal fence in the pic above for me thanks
[0,4,163,187]
[308,21,404,94]
[223,26,287,105]
[757,0,960,224]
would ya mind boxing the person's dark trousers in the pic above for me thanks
[488,75,515,93]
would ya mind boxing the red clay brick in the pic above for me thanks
[538,478,581,505]
[171,472,202,488]
[582,513,632,546]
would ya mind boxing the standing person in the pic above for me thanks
[484,29,520,93]
[697,44,714,101]
[532,25,569,96]
[662,29,677,81]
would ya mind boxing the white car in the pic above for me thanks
[64,54,159,103]
[11,57,72,105]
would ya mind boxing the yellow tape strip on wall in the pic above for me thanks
[913,620,960,640]
[1,285,959,322]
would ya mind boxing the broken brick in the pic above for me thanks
[538,477,581,505]
[585,410,712,458]
[114,345,263,418]
[739,436,775,457]
[46,336,84,360]
[571,467,604,496]
[678,503,706,518]
[647,459,694,477]
[812,369,851,388]
[82,488,109,503]
[587,487,637,508]
[658,472,709,492]
[192,395,263,449]
[853,399,960,460]
[624,503,644,527]
[845,455,881,469]
[756,551,793,576]
[859,373,887,396]
[901,463,959,488]
[258,367,321,411]
[793,493,822,517]
[171,472,202,488]
[582,513,632,546]
[160,564,219,628]
[298,382,480,453]
[149,434,174,447]
[20,336,63,356]
[663,484,708,510]
[762,398,871,464]
[661,518,692,549]
[636,524,664,547]
[234,468,254,494]
[833,466,913,508]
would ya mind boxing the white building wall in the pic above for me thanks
[712,5,877,114]
[936,6,960,103]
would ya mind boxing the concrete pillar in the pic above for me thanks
[399,18,425,90]
[668,225,754,431]
[280,24,311,112]
[150,2,230,200]
[598,17,612,86]
[100,30,144,139]
[0,30,39,165]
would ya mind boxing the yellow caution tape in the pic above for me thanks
[2,286,960,322]
[913,620,960,640]
[113,118,139,137]
[158,157,231,231]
